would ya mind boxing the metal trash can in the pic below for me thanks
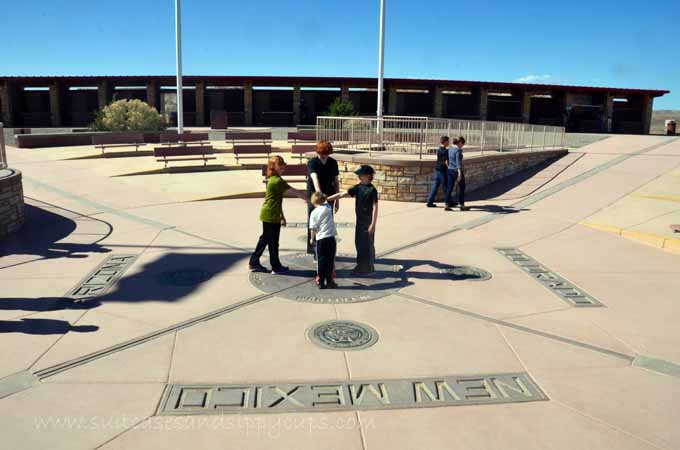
[666,120,677,136]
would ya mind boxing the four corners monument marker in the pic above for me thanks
[159,373,547,415]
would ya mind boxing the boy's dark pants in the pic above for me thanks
[250,222,282,269]
[444,169,466,207]
[306,200,335,255]
[355,223,375,273]
[315,236,337,286]
[427,169,448,204]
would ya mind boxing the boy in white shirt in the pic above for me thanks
[309,192,338,289]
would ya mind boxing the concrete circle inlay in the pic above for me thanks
[440,266,492,281]
[307,320,379,351]
[158,269,213,286]
[249,253,407,304]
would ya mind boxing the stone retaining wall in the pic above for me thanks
[0,169,25,237]
[335,149,567,202]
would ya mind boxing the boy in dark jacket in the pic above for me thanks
[327,165,379,275]
[426,135,450,207]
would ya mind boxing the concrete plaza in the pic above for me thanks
[1,134,679,449]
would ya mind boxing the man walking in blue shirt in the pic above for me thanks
[444,136,469,211]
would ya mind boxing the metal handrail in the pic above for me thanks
[316,116,566,157]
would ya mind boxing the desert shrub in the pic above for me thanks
[326,97,356,117]
[91,99,166,132]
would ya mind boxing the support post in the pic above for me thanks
[340,84,350,101]
[387,86,397,115]
[195,81,206,126]
[293,84,301,125]
[243,81,253,126]
[376,0,386,135]
[49,82,63,127]
[175,0,184,135]
[604,93,614,133]
[433,85,444,118]
[642,94,653,135]
[522,91,531,123]
[97,80,110,111]
[146,81,159,110]
[479,88,488,121]
[0,82,17,127]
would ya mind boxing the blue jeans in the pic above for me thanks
[427,170,448,204]
[444,169,465,207]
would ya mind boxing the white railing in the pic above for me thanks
[0,122,7,169]
[316,116,566,158]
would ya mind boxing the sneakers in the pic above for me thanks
[327,281,339,289]
[271,266,290,274]
[459,205,470,211]
[249,264,268,272]
[426,203,437,208]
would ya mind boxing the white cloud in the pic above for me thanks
[513,74,553,83]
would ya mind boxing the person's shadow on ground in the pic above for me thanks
[0,201,112,264]
[0,318,98,335]
[325,255,487,292]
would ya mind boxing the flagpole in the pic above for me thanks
[175,0,184,135]
[376,0,386,146]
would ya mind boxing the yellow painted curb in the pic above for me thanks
[663,238,680,252]
[621,230,666,248]
[631,193,680,203]
[580,221,680,254]
[579,221,622,235]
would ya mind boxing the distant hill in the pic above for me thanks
[652,110,680,134]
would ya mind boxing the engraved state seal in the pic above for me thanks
[308,320,379,351]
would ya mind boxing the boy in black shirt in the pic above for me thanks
[327,165,379,275]
[426,135,450,207]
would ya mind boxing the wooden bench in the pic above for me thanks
[154,145,216,168]
[92,133,144,154]
[233,144,273,164]
[225,131,271,145]
[287,130,316,144]
[261,164,307,184]
[160,132,209,146]
[291,144,315,162]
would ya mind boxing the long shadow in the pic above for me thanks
[93,251,251,304]
[325,255,485,292]
[1,200,251,334]
[0,200,112,262]
[467,156,566,202]
[0,318,98,335]
[0,251,250,334]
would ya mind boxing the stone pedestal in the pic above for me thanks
[0,169,25,237]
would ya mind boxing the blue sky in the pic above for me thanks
[2,0,677,108]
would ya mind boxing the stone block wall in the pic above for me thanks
[336,149,567,202]
[0,169,25,237]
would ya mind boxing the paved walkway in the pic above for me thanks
[1,135,679,450]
